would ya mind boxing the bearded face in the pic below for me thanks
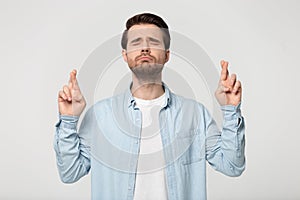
[122,24,170,84]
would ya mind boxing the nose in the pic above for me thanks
[141,41,151,54]
[141,48,151,54]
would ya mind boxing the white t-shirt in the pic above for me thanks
[133,93,168,200]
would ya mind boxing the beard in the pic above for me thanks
[130,61,164,84]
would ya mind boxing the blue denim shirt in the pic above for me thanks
[54,83,245,200]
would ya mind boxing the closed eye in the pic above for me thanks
[130,38,142,45]
[149,37,161,44]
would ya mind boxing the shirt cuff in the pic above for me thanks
[220,102,242,121]
[55,115,79,129]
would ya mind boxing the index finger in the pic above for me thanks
[220,60,229,81]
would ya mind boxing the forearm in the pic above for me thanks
[220,103,245,167]
[54,115,90,183]
[206,103,246,176]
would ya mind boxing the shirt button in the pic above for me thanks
[135,140,138,144]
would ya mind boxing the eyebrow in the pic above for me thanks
[130,38,142,43]
[129,37,161,44]
[149,37,161,43]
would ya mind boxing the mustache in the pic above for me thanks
[135,53,155,61]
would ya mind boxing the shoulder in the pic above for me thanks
[84,92,127,118]
[169,92,206,111]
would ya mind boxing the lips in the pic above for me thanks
[136,56,153,61]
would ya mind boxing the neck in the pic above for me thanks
[131,75,164,100]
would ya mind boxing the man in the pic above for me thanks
[55,13,245,200]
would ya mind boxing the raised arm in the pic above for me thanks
[54,70,90,183]
[205,60,245,177]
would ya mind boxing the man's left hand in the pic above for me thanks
[215,60,242,106]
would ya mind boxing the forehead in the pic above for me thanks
[127,24,164,39]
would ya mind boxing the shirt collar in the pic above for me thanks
[126,82,171,108]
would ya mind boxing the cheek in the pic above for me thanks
[155,51,167,63]
[127,58,135,67]
[126,50,139,59]
[126,53,137,67]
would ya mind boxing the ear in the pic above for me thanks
[165,50,170,63]
[122,49,128,63]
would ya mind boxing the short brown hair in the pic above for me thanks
[121,13,171,50]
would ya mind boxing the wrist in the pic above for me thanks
[56,115,79,129]
[221,102,242,120]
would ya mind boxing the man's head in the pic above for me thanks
[121,13,170,50]
[121,13,171,84]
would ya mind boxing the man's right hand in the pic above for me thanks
[58,69,86,116]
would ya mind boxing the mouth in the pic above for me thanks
[137,56,153,62]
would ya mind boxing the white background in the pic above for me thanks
[1,0,299,199]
